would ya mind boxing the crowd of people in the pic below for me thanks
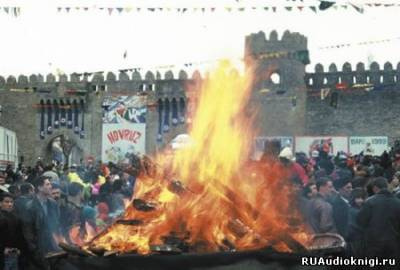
[2,141,400,269]
[0,159,138,270]
[268,140,400,260]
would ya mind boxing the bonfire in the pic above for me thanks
[78,60,310,255]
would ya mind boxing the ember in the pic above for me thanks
[82,60,311,255]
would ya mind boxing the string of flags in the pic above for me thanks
[0,7,21,17]
[318,36,400,50]
[61,49,309,80]
[1,2,400,17]
[53,3,400,14]
[53,34,394,80]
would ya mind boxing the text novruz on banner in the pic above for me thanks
[349,136,389,156]
[253,136,293,160]
[102,95,146,163]
[295,136,349,157]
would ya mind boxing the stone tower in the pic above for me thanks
[244,30,309,137]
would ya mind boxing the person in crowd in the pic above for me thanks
[51,183,62,203]
[278,147,308,186]
[0,170,10,193]
[0,193,29,270]
[110,179,126,215]
[298,182,317,230]
[389,171,400,195]
[331,176,352,239]
[42,164,60,185]
[68,164,91,199]
[352,175,368,189]
[356,177,400,259]
[14,183,35,221]
[81,205,97,234]
[308,177,337,234]
[302,182,318,200]
[60,182,84,243]
[23,176,61,269]
[347,188,367,256]
[316,150,335,175]
[121,171,136,198]
[96,202,110,230]
[8,185,20,198]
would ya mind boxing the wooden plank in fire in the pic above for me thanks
[115,219,144,226]
[277,233,308,253]
[59,242,96,257]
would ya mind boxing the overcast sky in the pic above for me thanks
[0,0,399,77]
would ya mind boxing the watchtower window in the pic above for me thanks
[270,73,280,84]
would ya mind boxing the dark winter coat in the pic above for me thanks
[0,210,29,269]
[22,196,61,269]
[356,189,400,258]
[308,194,337,234]
[14,195,33,222]
[330,194,350,239]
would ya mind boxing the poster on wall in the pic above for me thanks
[253,136,293,160]
[102,95,147,164]
[349,136,389,156]
[295,136,348,157]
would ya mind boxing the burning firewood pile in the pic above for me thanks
[48,62,345,270]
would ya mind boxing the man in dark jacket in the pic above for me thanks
[331,176,352,239]
[23,176,61,270]
[308,177,337,234]
[0,192,29,270]
[14,183,34,222]
[60,182,84,243]
[357,177,400,259]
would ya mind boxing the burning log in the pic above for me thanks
[115,219,144,226]
[59,242,95,257]
[220,239,236,252]
[44,251,68,260]
[104,250,120,257]
[132,199,157,212]
[276,233,307,253]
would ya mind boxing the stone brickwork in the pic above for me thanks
[1,30,400,165]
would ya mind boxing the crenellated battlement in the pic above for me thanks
[305,61,400,89]
[0,69,202,91]
[244,30,307,58]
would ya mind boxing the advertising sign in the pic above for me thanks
[349,136,389,156]
[295,136,348,157]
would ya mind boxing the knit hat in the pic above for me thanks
[279,147,295,161]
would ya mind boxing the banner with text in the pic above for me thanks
[349,136,389,156]
[253,136,293,160]
[295,136,349,157]
[102,95,146,163]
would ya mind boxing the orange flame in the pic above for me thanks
[86,60,309,254]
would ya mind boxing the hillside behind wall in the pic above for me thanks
[305,62,400,142]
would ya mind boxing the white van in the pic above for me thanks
[0,126,18,171]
